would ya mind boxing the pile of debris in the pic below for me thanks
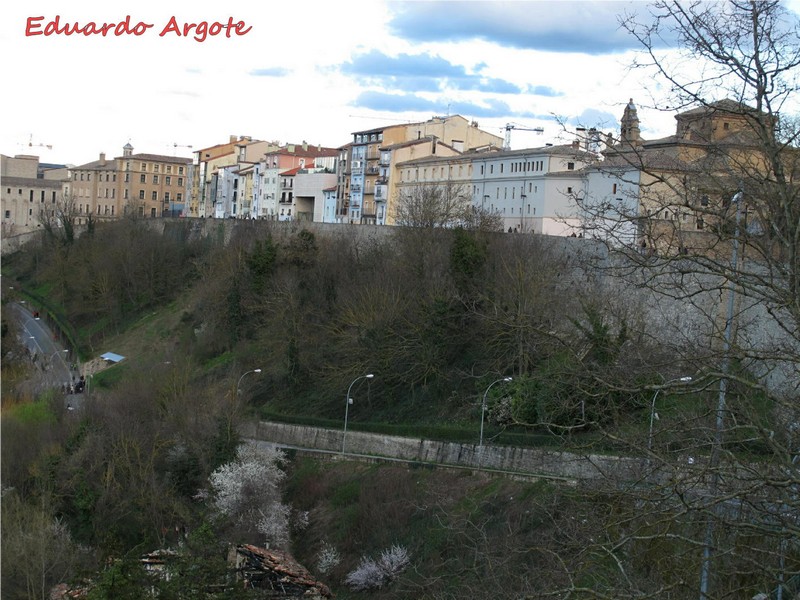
[230,544,333,598]
[51,544,332,599]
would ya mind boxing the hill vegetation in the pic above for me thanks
[2,214,794,599]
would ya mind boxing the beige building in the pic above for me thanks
[70,144,192,223]
[582,99,793,254]
[1,154,71,235]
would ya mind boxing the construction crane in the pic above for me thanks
[25,134,53,151]
[172,142,193,156]
[503,123,544,151]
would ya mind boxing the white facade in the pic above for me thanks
[581,165,641,245]
[470,145,591,233]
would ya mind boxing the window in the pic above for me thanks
[154,165,159,173]
[152,191,158,201]
[139,190,145,200]
[124,189,129,199]
[700,194,709,207]
[4,210,9,218]
[480,165,484,175]
[164,192,170,202]
[30,190,34,202]
[567,162,575,170]
[165,176,171,186]
[141,162,147,170]
[151,208,156,217]
[567,187,573,194]
[153,175,159,184]
[178,167,184,175]
[52,191,56,202]
[177,177,183,186]
[166,165,172,173]
[612,183,617,194]
[696,217,705,230]
[176,193,182,202]
[125,173,130,183]
[140,174,146,183]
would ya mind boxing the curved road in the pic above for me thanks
[10,301,75,395]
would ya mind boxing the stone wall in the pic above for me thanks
[242,420,644,483]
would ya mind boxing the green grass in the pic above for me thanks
[7,394,57,424]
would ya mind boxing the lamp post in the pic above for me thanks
[700,190,744,600]
[479,377,512,450]
[342,373,374,455]
[237,368,262,395]
[648,376,693,452]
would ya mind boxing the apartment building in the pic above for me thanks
[254,142,338,220]
[70,144,192,222]
[192,136,275,218]
[349,115,503,225]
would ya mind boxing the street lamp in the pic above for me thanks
[237,368,262,394]
[342,373,374,455]
[479,377,512,449]
[648,376,693,452]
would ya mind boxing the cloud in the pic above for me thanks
[250,67,291,77]
[352,91,545,119]
[387,1,658,54]
[340,50,525,94]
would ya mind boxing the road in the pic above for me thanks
[10,301,78,403]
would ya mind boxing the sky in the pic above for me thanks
[2,0,799,167]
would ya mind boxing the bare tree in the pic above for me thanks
[37,192,83,245]
[556,2,800,598]
[394,182,502,231]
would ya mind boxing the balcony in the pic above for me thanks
[376,176,388,185]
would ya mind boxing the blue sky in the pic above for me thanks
[2,0,798,165]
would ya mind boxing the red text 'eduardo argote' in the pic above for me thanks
[25,16,253,42]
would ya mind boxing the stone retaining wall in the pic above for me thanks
[242,420,644,483]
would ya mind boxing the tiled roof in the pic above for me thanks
[279,165,307,176]
[122,153,192,164]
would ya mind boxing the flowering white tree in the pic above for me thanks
[208,444,290,548]
[344,545,410,591]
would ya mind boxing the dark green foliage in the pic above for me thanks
[449,227,487,295]
[245,236,277,292]
[572,302,628,366]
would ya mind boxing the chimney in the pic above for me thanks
[230,135,238,143]
[302,141,308,151]
[572,140,580,149]
[99,153,106,166]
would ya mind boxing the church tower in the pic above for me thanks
[620,98,642,145]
